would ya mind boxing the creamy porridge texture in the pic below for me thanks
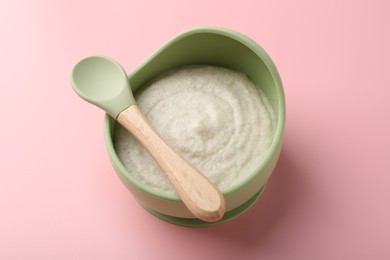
[114,65,275,194]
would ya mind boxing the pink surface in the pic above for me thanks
[1,0,389,259]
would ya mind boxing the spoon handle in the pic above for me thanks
[118,105,226,222]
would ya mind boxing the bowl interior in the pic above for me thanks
[105,27,285,200]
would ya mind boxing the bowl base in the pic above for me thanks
[139,185,266,227]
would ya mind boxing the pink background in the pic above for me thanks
[1,0,389,259]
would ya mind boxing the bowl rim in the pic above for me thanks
[104,26,286,202]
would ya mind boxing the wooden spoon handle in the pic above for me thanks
[117,105,226,222]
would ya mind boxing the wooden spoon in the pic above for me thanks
[70,56,225,222]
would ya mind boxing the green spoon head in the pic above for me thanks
[71,55,135,118]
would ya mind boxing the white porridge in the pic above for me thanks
[114,65,275,194]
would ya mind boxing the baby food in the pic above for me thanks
[114,65,275,194]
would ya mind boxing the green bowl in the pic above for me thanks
[104,27,285,226]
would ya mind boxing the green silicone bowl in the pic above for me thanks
[104,27,285,227]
